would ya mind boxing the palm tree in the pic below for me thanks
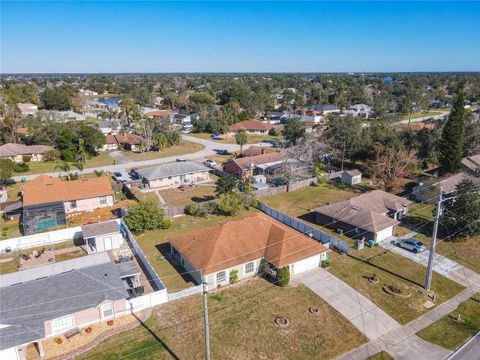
[54,161,70,178]
[235,129,248,155]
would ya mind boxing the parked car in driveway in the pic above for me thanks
[203,159,216,168]
[395,239,426,253]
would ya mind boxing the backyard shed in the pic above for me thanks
[81,220,124,254]
[341,170,362,186]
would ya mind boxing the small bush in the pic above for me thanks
[14,162,30,173]
[185,202,208,218]
[229,270,239,284]
[211,292,226,302]
[161,219,172,229]
[44,149,60,162]
[321,259,330,268]
[22,155,31,163]
[276,266,290,287]
[268,127,278,136]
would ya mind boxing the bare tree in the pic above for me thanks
[368,146,418,191]
[137,116,157,152]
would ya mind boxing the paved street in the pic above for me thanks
[292,268,401,340]
[12,135,271,181]
[449,332,480,360]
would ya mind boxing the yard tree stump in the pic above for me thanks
[274,317,289,327]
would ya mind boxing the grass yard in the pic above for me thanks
[77,279,367,360]
[13,152,115,176]
[417,293,480,350]
[0,219,22,240]
[160,184,216,207]
[399,110,448,121]
[135,209,258,292]
[262,185,465,324]
[125,141,204,161]
[190,132,280,145]
[366,351,395,360]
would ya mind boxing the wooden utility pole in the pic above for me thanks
[203,279,211,360]
[341,139,346,171]
[425,189,442,290]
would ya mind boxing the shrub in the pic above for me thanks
[229,270,239,284]
[124,200,169,234]
[276,266,290,287]
[54,337,63,344]
[211,292,226,302]
[185,202,208,217]
[268,127,278,136]
[22,155,31,163]
[321,259,330,268]
[14,162,30,173]
[218,193,241,215]
[43,149,60,162]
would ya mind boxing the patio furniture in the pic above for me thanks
[64,327,81,341]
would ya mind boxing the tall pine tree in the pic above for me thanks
[439,90,465,173]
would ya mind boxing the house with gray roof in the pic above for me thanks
[0,252,142,360]
[133,161,210,189]
[313,190,410,242]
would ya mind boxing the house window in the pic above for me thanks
[216,271,226,283]
[99,196,107,205]
[70,200,77,209]
[51,315,75,334]
[245,261,255,274]
[101,303,114,318]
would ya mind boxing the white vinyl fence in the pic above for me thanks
[126,290,169,313]
[168,284,203,301]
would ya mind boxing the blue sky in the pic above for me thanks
[1,1,479,73]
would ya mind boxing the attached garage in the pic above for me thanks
[375,226,395,242]
[290,254,321,275]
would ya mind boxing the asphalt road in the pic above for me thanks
[12,135,271,181]
[449,332,480,360]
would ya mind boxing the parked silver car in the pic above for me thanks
[395,239,426,253]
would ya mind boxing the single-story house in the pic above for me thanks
[461,154,480,175]
[240,145,275,158]
[17,103,38,116]
[112,133,143,152]
[412,172,480,203]
[101,134,120,151]
[81,220,124,254]
[97,120,120,135]
[341,170,363,186]
[0,252,142,360]
[56,111,86,122]
[144,109,172,122]
[311,104,340,115]
[21,175,114,235]
[223,152,282,177]
[168,212,329,286]
[0,143,54,163]
[345,104,373,118]
[133,161,210,189]
[230,120,274,135]
[314,190,410,242]
[292,109,323,123]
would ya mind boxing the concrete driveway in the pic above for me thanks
[292,267,401,340]
[387,335,453,360]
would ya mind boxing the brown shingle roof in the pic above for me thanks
[228,152,282,171]
[22,175,113,206]
[113,133,143,145]
[231,120,272,132]
[169,212,328,275]
[0,143,53,157]
[241,146,275,157]
[105,134,117,144]
[313,190,408,233]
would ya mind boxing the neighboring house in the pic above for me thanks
[311,103,340,115]
[133,162,210,189]
[314,190,411,242]
[17,103,38,116]
[56,111,86,122]
[341,170,363,186]
[266,111,288,124]
[78,88,99,96]
[240,145,275,158]
[223,152,282,177]
[168,212,329,286]
[101,134,119,151]
[113,133,143,152]
[461,154,480,175]
[81,220,124,254]
[144,109,172,122]
[0,143,54,163]
[97,120,120,135]
[345,104,373,118]
[0,201,22,221]
[412,172,480,203]
[21,175,114,235]
[292,109,323,123]
[230,120,274,135]
[0,252,144,360]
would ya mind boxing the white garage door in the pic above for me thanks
[292,255,320,275]
[376,227,394,242]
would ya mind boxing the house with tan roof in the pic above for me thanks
[240,145,276,158]
[168,212,328,286]
[223,152,282,177]
[21,175,114,234]
[17,103,38,116]
[230,120,274,135]
[0,143,54,163]
[113,133,143,152]
[313,190,411,242]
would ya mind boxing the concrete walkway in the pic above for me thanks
[336,287,477,360]
[292,268,401,340]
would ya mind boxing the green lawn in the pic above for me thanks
[135,209,257,292]
[190,132,280,145]
[417,293,480,350]
[366,351,395,360]
[262,185,465,324]
[77,280,367,360]
[13,152,115,176]
[125,141,204,161]
[399,109,449,121]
